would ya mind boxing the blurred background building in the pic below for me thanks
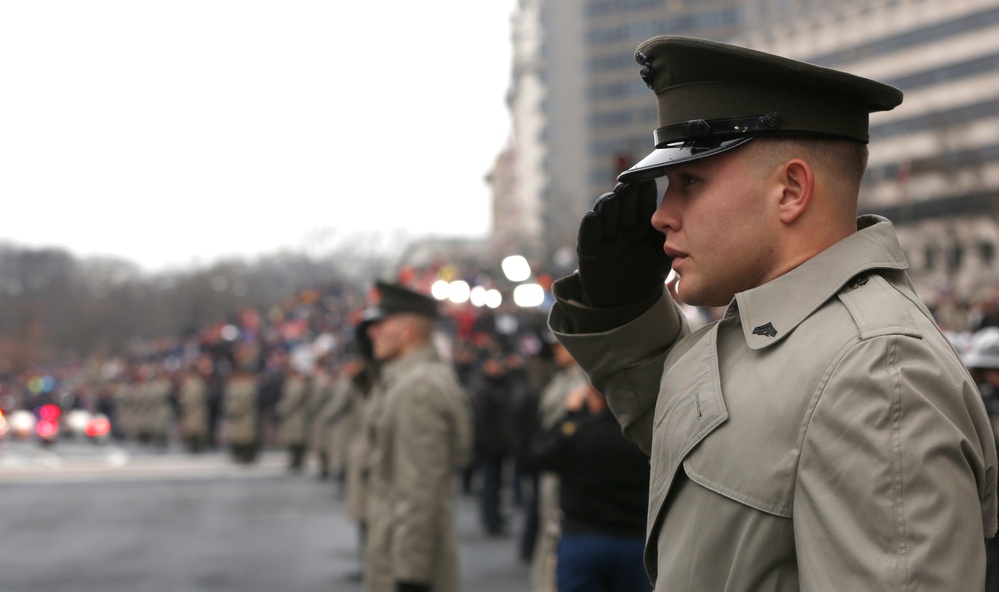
[490,0,999,306]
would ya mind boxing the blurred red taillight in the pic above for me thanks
[85,416,111,438]
[36,418,58,439]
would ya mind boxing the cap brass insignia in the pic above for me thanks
[636,51,655,89]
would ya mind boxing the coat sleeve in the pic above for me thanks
[794,333,998,590]
[548,277,688,454]
[390,374,467,583]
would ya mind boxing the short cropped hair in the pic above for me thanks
[749,137,869,198]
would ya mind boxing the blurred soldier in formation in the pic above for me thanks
[131,368,152,444]
[307,352,336,480]
[531,338,589,592]
[147,367,175,450]
[177,356,212,453]
[323,341,371,493]
[111,373,138,441]
[275,353,312,472]
[362,281,472,592]
[333,333,378,582]
[222,344,261,464]
[962,327,999,592]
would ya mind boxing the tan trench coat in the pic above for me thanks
[222,374,258,446]
[178,374,210,443]
[275,373,310,447]
[326,375,364,477]
[364,345,472,592]
[345,382,374,523]
[307,370,335,454]
[550,216,998,591]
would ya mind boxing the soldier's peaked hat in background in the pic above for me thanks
[618,36,904,183]
[363,281,438,322]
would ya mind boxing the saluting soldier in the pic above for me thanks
[145,367,174,450]
[548,36,997,590]
[362,281,472,592]
[322,344,368,490]
[336,333,379,582]
[178,358,211,453]
[110,374,135,441]
[306,354,336,479]
[275,355,312,472]
[222,344,261,464]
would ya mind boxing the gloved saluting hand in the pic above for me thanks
[576,179,672,307]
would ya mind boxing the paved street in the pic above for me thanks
[0,440,532,592]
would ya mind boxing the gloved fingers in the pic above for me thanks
[593,190,621,242]
[591,184,621,210]
[577,211,604,257]
[618,180,659,230]
[635,179,660,220]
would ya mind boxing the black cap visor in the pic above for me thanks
[618,137,753,183]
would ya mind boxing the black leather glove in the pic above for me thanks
[396,582,431,592]
[576,180,672,307]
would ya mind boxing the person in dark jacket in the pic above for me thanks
[530,383,651,592]
[471,345,516,536]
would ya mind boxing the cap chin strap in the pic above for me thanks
[654,112,783,147]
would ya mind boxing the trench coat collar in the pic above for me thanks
[730,215,909,350]
[378,344,441,387]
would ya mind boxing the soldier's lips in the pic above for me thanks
[664,246,687,267]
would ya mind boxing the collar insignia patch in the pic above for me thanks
[752,322,778,338]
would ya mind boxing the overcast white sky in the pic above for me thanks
[0,1,517,273]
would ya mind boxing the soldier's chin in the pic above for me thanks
[675,280,728,309]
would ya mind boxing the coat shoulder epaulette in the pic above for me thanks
[836,271,924,341]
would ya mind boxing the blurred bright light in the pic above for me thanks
[36,418,58,439]
[513,283,545,307]
[431,280,450,300]
[27,375,54,394]
[85,415,112,438]
[448,280,470,304]
[220,324,240,341]
[501,255,532,282]
[39,403,61,421]
[66,409,91,435]
[9,410,36,438]
[469,286,488,307]
[485,289,502,309]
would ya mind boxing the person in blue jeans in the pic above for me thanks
[530,382,651,592]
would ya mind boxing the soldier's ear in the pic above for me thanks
[777,158,814,225]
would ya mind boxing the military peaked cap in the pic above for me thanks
[619,35,904,182]
[364,280,438,320]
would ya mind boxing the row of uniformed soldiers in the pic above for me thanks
[104,344,371,474]
[109,367,176,449]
